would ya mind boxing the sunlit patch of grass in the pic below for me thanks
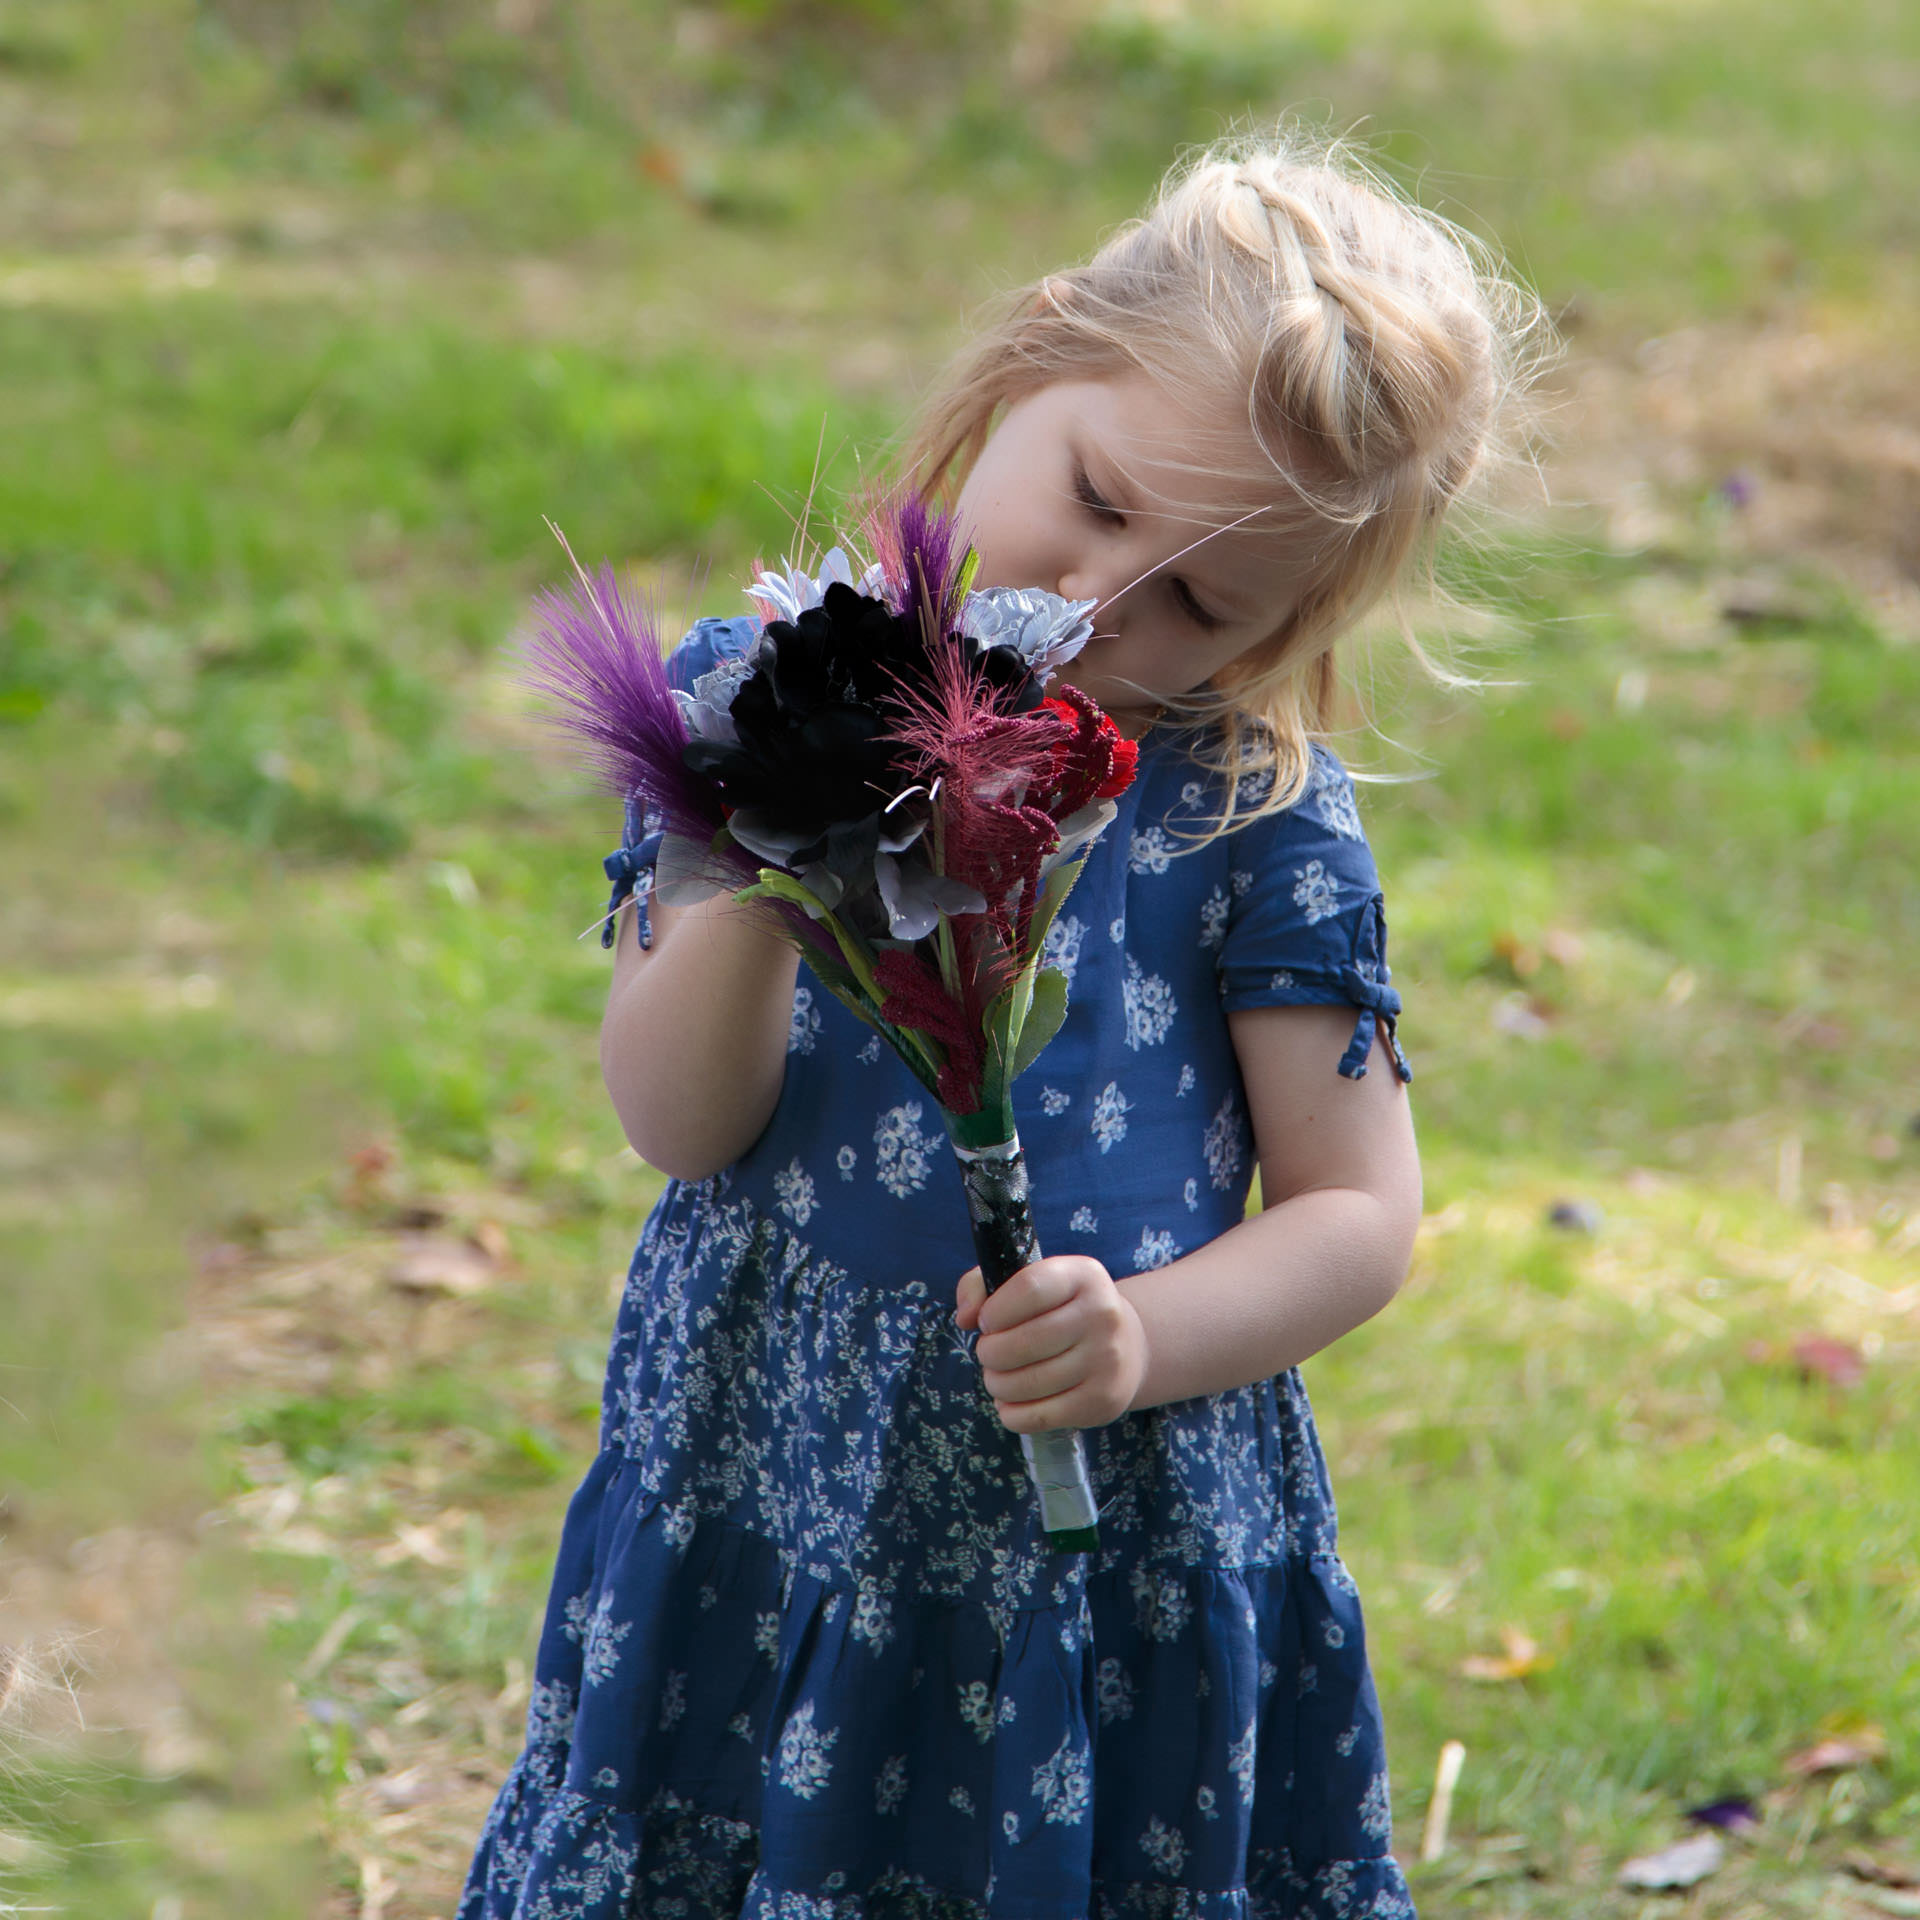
[1314,1169,1920,1912]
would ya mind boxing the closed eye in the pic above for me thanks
[1171,578,1224,631]
[1072,460,1124,526]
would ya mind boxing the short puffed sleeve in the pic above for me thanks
[597,615,759,951]
[1215,744,1413,1082]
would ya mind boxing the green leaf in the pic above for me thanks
[978,969,1035,1113]
[1024,854,1088,964]
[800,952,880,1027]
[1009,965,1069,1080]
[736,869,882,1002]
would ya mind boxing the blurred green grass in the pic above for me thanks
[2,0,1917,1913]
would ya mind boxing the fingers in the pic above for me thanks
[953,1266,986,1330]
[974,1255,1102,1338]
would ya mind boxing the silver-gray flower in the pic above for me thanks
[959,586,1097,684]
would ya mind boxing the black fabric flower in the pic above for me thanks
[679,585,925,860]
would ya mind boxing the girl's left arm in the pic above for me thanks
[1117,1001,1422,1412]
[956,1003,1421,1429]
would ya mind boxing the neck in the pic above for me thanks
[1113,704,1165,742]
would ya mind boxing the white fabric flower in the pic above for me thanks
[745,546,886,626]
[958,585,1097,684]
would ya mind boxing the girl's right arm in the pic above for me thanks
[600,890,800,1182]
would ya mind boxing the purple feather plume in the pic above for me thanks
[522,564,726,850]
[871,494,970,636]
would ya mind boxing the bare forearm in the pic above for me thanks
[1116,1187,1417,1413]
[600,893,799,1181]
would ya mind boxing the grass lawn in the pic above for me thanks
[2,2,1916,1914]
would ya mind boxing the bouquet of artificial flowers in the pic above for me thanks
[527,500,1136,1553]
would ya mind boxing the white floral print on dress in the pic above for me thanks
[1204,1091,1249,1191]
[773,1158,816,1226]
[788,985,822,1055]
[1129,1564,1194,1642]
[1031,1732,1091,1825]
[874,1754,908,1815]
[1090,1082,1131,1153]
[775,1699,837,1799]
[957,1680,998,1744]
[851,1585,895,1654]
[1039,1086,1070,1117]
[873,1101,942,1198]
[1293,858,1341,924]
[1360,1768,1394,1841]
[1199,885,1230,950]
[1129,826,1175,874]
[1041,913,1086,991]
[1310,755,1366,840]
[1095,1656,1135,1724]
[1139,1814,1187,1878]
[1122,955,1177,1049]
[1176,1062,1195,1098]
[581,1593,631,1684]
[1133,1225,1181,1270]
[753,1610,781,1663]
[835,1144,857,1181]
[1229,1716,1257,1807]
[1069,1205,1098,1233]
[657,1669,686,1731]
[1184,1177,1199,1211]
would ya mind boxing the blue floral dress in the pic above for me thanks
[461,619,1418,1920]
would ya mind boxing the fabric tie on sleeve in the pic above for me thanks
[1336,895,1413,1084]
[600,798,664,951]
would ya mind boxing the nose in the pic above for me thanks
[1057,563,1107,611]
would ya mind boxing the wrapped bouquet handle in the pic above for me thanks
[948,1110,1100,1553]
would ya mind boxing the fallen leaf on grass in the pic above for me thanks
[1491,992,1553,1040]
[1743,1335,1867,1389]
[1685,1797,1760,1833]
[1618,1832,1724,1890]
[1542,927,1586,968]
[1854,1890,1920,1917]
[386,1233,496,1298]
[1846,1852,1920,1890]
[1785,1727,1887,1775]
[1792,1335,1865,1388]
[1546,1198,1604,1234]
[1490,930,1541,980]
[1459,1628,1554,1682]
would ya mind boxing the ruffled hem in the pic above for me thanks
[461,1500,1412,1919]
[465,1769,1414,1919]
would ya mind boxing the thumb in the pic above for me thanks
[954,1266,987,1329]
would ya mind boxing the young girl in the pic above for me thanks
[464,133,1537,1920]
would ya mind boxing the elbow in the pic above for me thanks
[608,1106,739,1186]
[599,1034,778,1185]
[601,1068,738,1186]
[1373,1164,1424,1309]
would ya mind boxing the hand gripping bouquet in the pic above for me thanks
[528,500,1137,1554]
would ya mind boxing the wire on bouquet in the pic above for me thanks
[526,499,1137,1553]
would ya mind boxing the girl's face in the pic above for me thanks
[953,377,1299,724]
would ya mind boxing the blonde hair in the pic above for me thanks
[902,128,1551,832]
